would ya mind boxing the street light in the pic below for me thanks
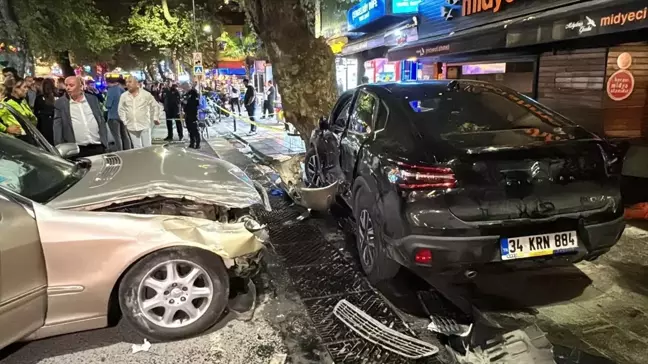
[203,24,212,33]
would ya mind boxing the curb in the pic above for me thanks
[228,132,276,164]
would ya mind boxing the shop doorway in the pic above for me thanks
[336,57,358,92]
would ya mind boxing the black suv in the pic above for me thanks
[305,80,625,284]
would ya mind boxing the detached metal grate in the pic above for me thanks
[333,300,440,360]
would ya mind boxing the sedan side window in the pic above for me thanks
[350,91,377,134]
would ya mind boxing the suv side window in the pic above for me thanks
[333,101,352,129]
[349,91,377,134]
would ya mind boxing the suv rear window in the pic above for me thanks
[405,83,588,139]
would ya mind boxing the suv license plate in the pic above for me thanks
[500,231,578,261]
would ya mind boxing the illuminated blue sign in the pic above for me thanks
[347,0,386,30]
[392,0,421,14]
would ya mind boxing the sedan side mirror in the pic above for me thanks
[56,143,80,158]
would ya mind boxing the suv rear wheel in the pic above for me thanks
[354,184,400,284]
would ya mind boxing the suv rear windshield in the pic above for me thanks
[404,82,592,140]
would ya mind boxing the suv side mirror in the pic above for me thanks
[56,143,80,158]
[319,116,329,130]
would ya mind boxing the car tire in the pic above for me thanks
[354,183,400,284]
[304,148,322,187]
[118,247,229,341]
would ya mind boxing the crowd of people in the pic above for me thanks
[0,67,203,157]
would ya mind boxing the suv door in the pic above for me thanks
[0,189,47,350]
[341,89,379,182]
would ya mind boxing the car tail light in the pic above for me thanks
[414,248,433,264]
[387,162,457,190]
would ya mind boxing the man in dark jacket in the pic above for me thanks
[163,83,183,141]
[262,80,276,119]
[181,83,200,149]
[53,76,108,157]
[243,78,256,133]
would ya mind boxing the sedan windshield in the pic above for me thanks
[404,82,593,140]
[0,134,83,203]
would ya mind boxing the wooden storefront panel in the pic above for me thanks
[604,43,648,138]
[538,48,607,135]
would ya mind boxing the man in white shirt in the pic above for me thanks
[228,80,241,114]
[118,76,159,148]
[53,76,108,157]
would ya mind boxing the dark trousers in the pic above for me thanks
[186,119,200,148]
[166,118,183,140]
[246,105,256,132]
[78,144,105,158]
[229,98,241,114]
[107,119,132,151]
[262,100,274,118]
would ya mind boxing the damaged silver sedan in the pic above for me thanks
[0,134,269,345]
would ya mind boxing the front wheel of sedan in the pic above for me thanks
[118,248,229,341]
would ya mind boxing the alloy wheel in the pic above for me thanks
[137,259,214,329]
[306,154,322,187]
[358,209,376,269]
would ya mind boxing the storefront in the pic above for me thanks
[388,0,648,138]
[334,0,419,88]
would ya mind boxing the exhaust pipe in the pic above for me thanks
[464,270,477,280]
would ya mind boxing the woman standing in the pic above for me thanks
[33,78,57,145]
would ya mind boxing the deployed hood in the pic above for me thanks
[48,145,264,210]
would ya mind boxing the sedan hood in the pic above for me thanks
[49,145,264,210]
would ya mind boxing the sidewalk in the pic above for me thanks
[210,114,306,161]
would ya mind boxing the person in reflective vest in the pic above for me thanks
[0,77,37,138]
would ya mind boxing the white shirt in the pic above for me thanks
[229,85,239,98]
[69,96,101,146]
[118,88,159,131]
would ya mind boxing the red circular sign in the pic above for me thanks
[607,70,635,102]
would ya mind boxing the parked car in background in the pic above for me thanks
[303,80,625,284]
[0,184,266,350]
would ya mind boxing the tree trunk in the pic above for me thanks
[57,51,76,77]
[241,0,337,146]
[0,0,30,75]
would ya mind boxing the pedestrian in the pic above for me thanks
[0,77,36,141]
[56,77,66,97]
[163,83,183,141]
[2,67,18,81]
[85,79,105,104]
[262,80,276,119]
[118,76,159,149]
[228,80,241,114]
[33,78,57,145]
[25,76,37,108]
[242,78,256,134]
[181,82,200,149]
[53,76,109,157]
[105,77,131,151]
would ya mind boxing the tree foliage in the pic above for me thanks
[12,0,115,61]
[216,30,258,76]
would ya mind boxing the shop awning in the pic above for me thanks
[217,60,245,69]
[388,0,647,62]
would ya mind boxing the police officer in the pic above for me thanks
[0,77,37,141]
[181,82,200,149]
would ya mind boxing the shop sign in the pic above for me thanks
[617,52,632,70]
[442,0,462,20]
[607,70,635,102]
[565,16,597,34]
[415,44,451,57]
[463,0,516,17]
[347,0,386,30]
[392,0,421,14]
[255,60,266,73]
